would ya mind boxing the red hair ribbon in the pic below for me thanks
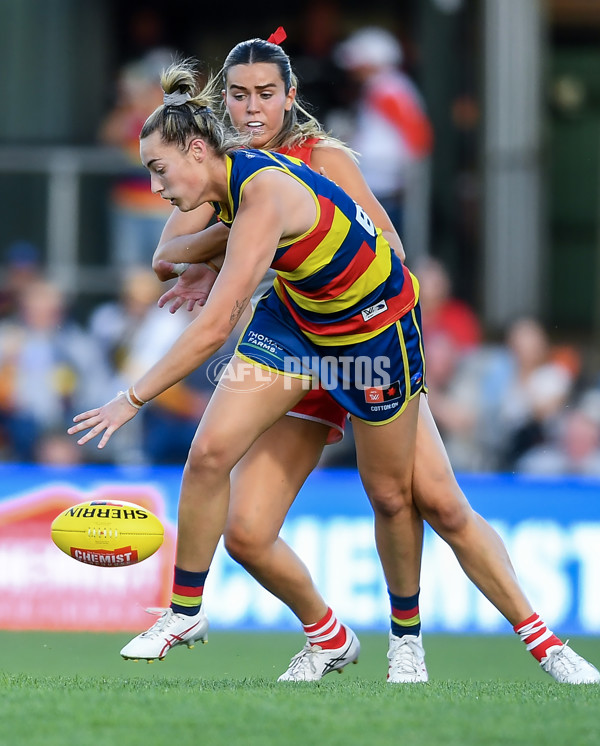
[267,26,287,45]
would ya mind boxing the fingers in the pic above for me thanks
[169,296,185,314]
[97,426,115,450]
[68,423,103,446]
[68,413,106,446]
[68,396,136,449]
[158,289,174,308]
[68,409,101,426]
[77,426,106,447]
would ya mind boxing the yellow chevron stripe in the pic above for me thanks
[391,613,421,627]
[278,233,392,314]
[171,592,203,608]
[299,320,397,346]
[276,208,351,281]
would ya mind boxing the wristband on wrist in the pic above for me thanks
[171,262,190,276]
[125,385,146,410]
[204,259,221,275]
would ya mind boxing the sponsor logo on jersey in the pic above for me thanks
[364,381,401,403]
[411,373,423,388]
[361,300,388,322]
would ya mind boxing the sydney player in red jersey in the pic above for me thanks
[77,35,598,685]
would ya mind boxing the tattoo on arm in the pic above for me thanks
[230,298,248,325]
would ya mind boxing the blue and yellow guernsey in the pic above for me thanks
[213,149,419,346]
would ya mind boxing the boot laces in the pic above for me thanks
[139,607,177,639]
[388,636,422,675]
[285,642,323,679]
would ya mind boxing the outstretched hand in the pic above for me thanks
[156,261,218,313]
[67,393,139,449]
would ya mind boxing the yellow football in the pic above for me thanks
[51,499,164,567]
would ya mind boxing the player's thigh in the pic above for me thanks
[353,395,420,497]
[413,394,471,521]
[189,355,306,470]
[228,415,329,540]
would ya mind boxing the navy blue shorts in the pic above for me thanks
[236,291,426,425]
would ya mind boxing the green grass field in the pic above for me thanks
[2,632,599,746]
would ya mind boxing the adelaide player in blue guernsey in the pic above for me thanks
[68,59,426,674]
[216,146,424,424]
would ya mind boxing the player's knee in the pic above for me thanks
[224,520,265,566]
[185,433,230,476]
[417,481,472,536]
[411,457,475,535]
[426,499,470,536]
[367,482,413,519]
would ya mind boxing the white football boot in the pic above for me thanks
[120,606,209,662]
[540,642,600,684]
[387,631,429,683]
[277,625,360,681]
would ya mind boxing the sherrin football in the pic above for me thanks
[51,500,164,567]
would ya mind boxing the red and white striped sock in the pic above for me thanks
[514,612,563,662]
[303,607,347,650]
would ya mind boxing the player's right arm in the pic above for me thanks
[152,203,229,280]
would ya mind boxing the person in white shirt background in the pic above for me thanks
[332,26,434,239]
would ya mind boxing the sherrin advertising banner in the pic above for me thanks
[0,464,598,634]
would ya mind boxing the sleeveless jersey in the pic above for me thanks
[213,148,418,346]
[278,136,320,167]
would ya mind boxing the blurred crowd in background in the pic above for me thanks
[2,3,600,476]
[2,238,600,476]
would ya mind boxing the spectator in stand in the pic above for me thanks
[516,390,600,476]
[422,330,490,472]
[333,26,433,237]
[98,49,175,267]
[481,316,576,472]
[0,240,43,321]
[414,256,482,350]
[411,256,486,470]
[0,278,111,461]
[34,428,84,466]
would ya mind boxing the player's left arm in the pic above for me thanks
[311,145,406,262]
[68,170,302,448]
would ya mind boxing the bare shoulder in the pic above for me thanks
[311,143,369,197]
[311,143,357,173]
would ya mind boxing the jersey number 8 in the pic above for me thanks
[355,203,376,237]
